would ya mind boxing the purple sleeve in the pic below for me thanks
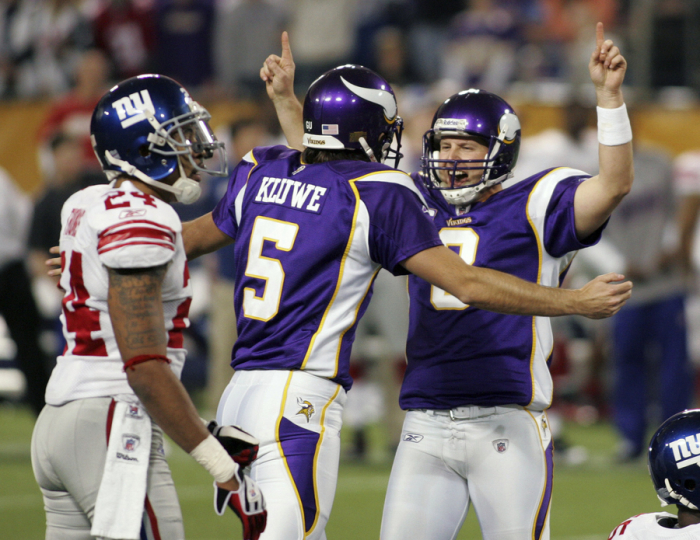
[358,182,443,275]
[544,176,608,257]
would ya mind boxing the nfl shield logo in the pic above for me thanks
[126,404,142,418]
[493,439,509,453]
[123,435,140,452]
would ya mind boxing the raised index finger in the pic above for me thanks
[596,21,604,48]
[281,31,293,62]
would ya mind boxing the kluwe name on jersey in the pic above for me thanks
[213,145,442,391]
[45,180,192,406]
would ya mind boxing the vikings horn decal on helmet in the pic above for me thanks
[649,409,700,510]
[90,74,228,204]
[421,89,521,206]
[302,65,404,167]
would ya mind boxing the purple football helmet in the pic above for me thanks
[302,65,403,167]
[91,74,227,204]
[421,89,521,206]
[649,409,700,510]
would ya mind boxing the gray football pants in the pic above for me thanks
[31,397,185,540]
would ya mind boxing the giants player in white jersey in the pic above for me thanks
[31,75,266,540]
[261,24,633,539]
[608,410,700,539]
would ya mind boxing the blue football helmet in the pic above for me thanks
[90,74,227,204]
[421,89,521,206]
[302,65,403,167]
[649,409,700,510]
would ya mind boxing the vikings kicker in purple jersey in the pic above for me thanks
[212,145,443,391]
[402,167,603,412]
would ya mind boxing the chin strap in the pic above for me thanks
[665,478,699,510]
[358,137,378,163]
[103,151,201,204]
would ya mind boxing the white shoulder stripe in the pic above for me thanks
[355,171,428,208]
[234,183,247,226]
[242,150,255,164]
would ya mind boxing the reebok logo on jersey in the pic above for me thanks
[119,209,147,220]
[493,439,509,453]
[112,90,155,129]
[296,397,315,423]
[669,433,700,469]
[255,176,328,213]
[403,433,424,443]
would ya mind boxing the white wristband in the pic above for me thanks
[189,434,238,484]
[597,103,632,146]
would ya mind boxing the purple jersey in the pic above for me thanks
[213,146,442,390]
[401,167,603,410]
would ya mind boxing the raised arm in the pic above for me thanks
[573,22,634,239]
[402,245,632,319]
[260,31,304,150]
[182,211,234,260]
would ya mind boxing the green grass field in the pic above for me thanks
[0,403,663,539]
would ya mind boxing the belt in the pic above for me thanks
[420,404,522,421]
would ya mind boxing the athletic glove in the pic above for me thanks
[207,420,259,467]
[214,472,267,540]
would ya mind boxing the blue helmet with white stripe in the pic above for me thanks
[90,74,227,204]
[649,409,700,509]
[302,65,404,167]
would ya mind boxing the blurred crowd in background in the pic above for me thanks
[2,0,700,465]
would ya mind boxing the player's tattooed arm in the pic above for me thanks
[260,31,304,150]
[106,264,240,488]
[108,266,168,353]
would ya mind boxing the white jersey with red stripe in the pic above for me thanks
[45,180,192,406]
[608,512,700,539]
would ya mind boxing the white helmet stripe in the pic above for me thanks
[340,76,397,120]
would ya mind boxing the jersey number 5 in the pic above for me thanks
[243,216,299,321]
[431,228,479,310]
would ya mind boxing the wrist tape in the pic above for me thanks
[190,434,239,484]
[597,103,632,146]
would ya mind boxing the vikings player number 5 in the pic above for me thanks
[243,216,299,321]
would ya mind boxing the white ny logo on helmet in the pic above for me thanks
[669,433,700,469]
[112,90,156,129]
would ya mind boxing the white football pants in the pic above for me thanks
[381,407,553,540]
[217,369,347,540]
[31,397,184,540]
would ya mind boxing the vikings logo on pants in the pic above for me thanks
[296,398,316,423]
